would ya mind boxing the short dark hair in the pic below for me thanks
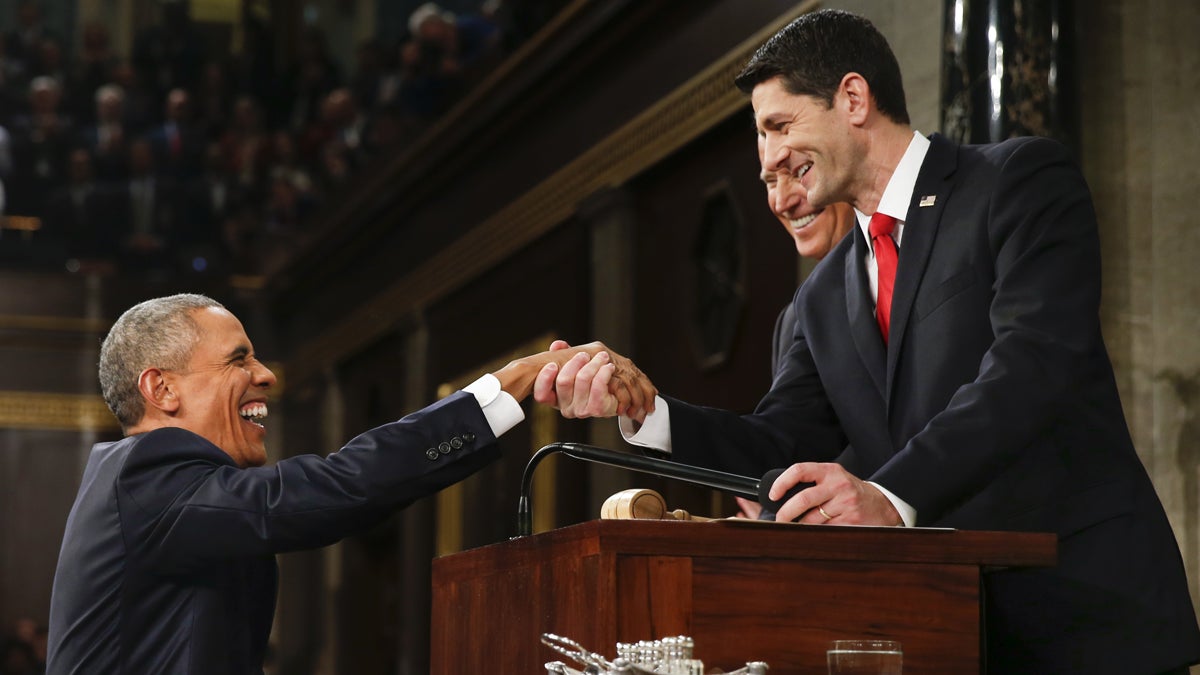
[735,9,910,125]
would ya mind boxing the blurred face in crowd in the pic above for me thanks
[165,89,190,122]
[417,16,454,47]
[68,149,94,184]
[29,79,61,113]
[232,97,261,133]
[97,89,123,123]
[129,140,154,175]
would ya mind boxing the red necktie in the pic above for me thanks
[870,212,899,342]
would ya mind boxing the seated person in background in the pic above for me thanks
[759,145,856,375]
[736,147,856,520]
[47,293,654,673]
[80,83,130,179]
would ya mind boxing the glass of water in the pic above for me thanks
[826,639,902,675]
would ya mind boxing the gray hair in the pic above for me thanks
[99,293,224,430]
[29,76,60,95]
[95,83,125,106]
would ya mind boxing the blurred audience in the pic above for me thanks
[146,88,205,180]
[5,1,55,77]
[2,617,44,674]
[80,83,130,178]
[0,0,565,278]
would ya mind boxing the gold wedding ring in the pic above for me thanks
[818,505,833,521]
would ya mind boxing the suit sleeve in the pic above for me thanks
[770,302,794,378]
[118,391,500,572]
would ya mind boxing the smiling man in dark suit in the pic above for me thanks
[46,293,653,674]
[536,9,1200,674]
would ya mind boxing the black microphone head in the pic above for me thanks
[757,468,815,522]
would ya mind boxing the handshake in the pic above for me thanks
[493,340,657,423]
[494,339,904,528]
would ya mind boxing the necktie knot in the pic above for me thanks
[869,211,897,240]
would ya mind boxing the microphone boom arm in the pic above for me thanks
[516,442,759,537]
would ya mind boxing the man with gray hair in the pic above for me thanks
[46,293,654,674]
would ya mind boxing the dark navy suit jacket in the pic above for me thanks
[47,391,499,674]
[670,134,1200,673]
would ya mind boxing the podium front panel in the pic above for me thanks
[431,519,1055,673]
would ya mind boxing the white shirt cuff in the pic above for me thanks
[868,481,917,527]
[463,373,525,437]
[618,395,672,453]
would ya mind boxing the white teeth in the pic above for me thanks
[790,213,817,231]
[798,163,812,177]
[239,403,268,422]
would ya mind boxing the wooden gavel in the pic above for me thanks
[599,488,714,522]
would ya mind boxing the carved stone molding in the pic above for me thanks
[0,391,120,432]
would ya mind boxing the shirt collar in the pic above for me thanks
[854,130,931,235]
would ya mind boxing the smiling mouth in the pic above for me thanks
[790,213,817,232]
[239,402,268,429]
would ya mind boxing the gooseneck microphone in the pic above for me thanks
[755,467,815,522]
[515,442,759,537]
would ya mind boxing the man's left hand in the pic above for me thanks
[769,462,902,526]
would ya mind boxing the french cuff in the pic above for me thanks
[618,395,672,453]
[868,481,917,527]
[463,374,525,437]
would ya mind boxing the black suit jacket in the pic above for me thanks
[770,302,795,379]
[670,134,1200,673]
[47,391,499,674]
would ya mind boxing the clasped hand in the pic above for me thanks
[531,340,657,423]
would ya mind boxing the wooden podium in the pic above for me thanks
[431,519,1055,673]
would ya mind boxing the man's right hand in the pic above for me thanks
[531,340,657,423]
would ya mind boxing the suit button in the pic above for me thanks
[463,432,476,442]
[438,442,451,454]
[425,448,439,461]
[450,437,463,450]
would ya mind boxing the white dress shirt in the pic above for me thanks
[464,374,525,437]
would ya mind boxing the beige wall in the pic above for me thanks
[1081,0,1200,610]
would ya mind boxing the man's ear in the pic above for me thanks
[839,72,871,126]
[137,368,180,414]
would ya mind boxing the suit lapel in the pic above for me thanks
[885,134,958,396]
[845,226,887,398]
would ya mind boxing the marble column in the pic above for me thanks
[941,0,1077,149]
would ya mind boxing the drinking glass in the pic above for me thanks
[826,639,902,675]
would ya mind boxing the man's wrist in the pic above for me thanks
[493,358,540,401]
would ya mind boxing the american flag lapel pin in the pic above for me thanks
[919,195,936,207]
